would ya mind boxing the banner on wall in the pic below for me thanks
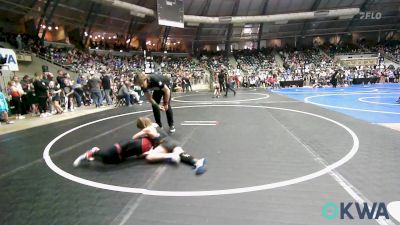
[0,48,19,71]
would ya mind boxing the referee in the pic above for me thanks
[135,71,175,133]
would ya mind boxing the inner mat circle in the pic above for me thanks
[43,105,359,197]
[359,96,400,106]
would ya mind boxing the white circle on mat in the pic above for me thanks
[43,105,359,197]
[388,201,400,222]
[272,88,378,95]
[305,93,400,115]
[358,96,400,106]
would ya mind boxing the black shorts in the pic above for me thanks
[159,138,179,153]
[98,139,144,164]
[52,96,60,102]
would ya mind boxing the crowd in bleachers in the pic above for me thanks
[155,56,205,92]
[0,67,147,124]
[279,47,333,84]
[382,44,400,63]
[37,46,145,72]
[279,45,400,87]
[233,49,279,88]
[0,30,37,51]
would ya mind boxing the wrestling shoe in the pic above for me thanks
[169,126,176,133]
[73,147,99,167]
[194,158,207,175]
[86,147,100,161]
[73,153,88,167]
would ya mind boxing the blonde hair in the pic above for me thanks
[7,80,15,87]
[136,117,153,129]
[134,72,147,86]
[34,73,42,81]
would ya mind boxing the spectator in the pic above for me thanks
[16,34,22,50]
[88,74,102,107]
[33,73,49,117]
[7,80,24,119]
[101,73,113,105]
[0,91,14,124]
[49,81,63,114]
[117,80,133,106]
[63,77,75,111]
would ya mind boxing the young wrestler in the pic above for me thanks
[212,74,221,98]
[73,137,154,166]
[73,118,207,175]
[134,117,206,175]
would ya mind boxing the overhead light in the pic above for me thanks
[102,36,105,40]
[120,50,123,52]
[42,25,46,29]
[84,32,88,36]
[113,35,117,39]
[95,47,99,49]
[55,26,59,30]
[108,37,111,39]
[152,43,155,46]
[48,26,52,31]
[95,36,98,39]
[177,41,180,44]
[126,39,131,43]
[89,35,93,38]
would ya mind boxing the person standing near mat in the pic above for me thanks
[223,70,236,97]
[218,71,226,93]
[212,74,221,98]
[330,69,338,88]
[135,71,175,133]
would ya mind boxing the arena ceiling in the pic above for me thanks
[1,0,400,42]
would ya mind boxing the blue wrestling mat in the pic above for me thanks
[272,83,400,123]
